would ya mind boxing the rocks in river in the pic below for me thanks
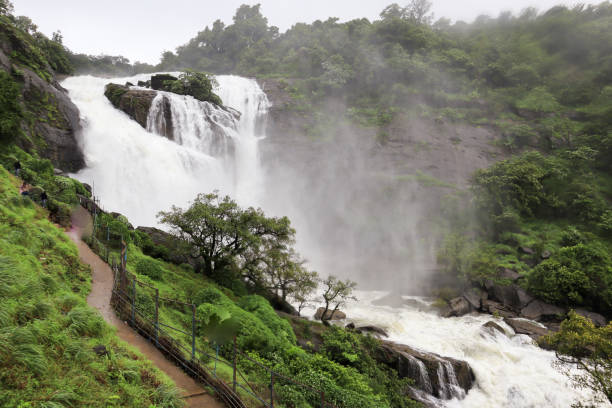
[463,288,487,310]
[137,80,151,88]
[375,341,475,400]
[104,83,158,130]
[520,300,566,322]
[314,307,346,321]
[355,325,388,338]
[151,74,178,91]
[482,299,517,318]
[484,280,534,312]
[443,297,472,317]
[481,321,507,336]
[504,317,549,339]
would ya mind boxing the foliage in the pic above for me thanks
[165,70,223,106]
[0,70,22,141]
[542,311,612,405]
[0,165,183,407]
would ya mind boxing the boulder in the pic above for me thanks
[484,281,534,312]
[463,288,487,310]
[541,250,551,259]
[104,84,161,132]
[372,292,404,308]
[504,317,549,339]
[137,80,150,88]
[376,342,475,400]
[482,299,517,318]
[151,74,178,91]
[356,325,388,338]
[444,297,472,317]
[125,82,134,87]
[519,246,535,255]
[482,321,506,336]
[314,307,346,321]
[574,309,608,327]
[520,300,566,322]
[345,322,356,330]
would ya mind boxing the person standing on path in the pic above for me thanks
[14,161,21,177]
[41,190,48,208]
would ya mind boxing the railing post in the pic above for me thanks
[320,391,325,408]
[155,288,159,347]
[233,336,237,392]
[270,372,274,408]
[131,278,136,325]
[214,343,219,376]
[191,304,196,361]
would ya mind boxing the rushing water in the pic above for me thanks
[62,74,606,408]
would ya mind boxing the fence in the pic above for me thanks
[78,194,338,408]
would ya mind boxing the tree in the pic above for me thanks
[167,70,222,105]
[543,311,612,405]
[0,0,13,16]
[14,16,37,34]
[405,0,433,25]
[158,192,294,279]
[319,276,357,323]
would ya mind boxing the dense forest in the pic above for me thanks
[1,0,612,406]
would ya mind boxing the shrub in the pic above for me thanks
[135,258,164,281]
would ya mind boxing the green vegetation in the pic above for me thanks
[92,235,420,407]
[541,311,612,405]
[0,165,183,407]
[163,71,223,106]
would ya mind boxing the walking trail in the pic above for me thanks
[67,207,223,408]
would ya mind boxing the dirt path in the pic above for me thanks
[67,208,223,408]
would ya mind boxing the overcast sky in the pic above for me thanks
[12,0,595,64]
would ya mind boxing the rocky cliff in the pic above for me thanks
[0,51,84,172]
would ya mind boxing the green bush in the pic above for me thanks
[135,258,164,281]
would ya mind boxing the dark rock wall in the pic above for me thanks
[0,48,84,172]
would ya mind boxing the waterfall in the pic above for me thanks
[63,73,267,227]
[62,73,606,408]
[406,354,433,394]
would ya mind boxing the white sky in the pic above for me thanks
[12,0,596,64]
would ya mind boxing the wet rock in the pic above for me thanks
[482,321,506,336]
[444,297,472,317]
[125,82,134,87]
[314,307,346,321]
[345,322,356,330]
[104,83,158,130]
[520,300,566,322]
[356,325,388,338]
[463,288,487,310]
[137,80,150,88]
[151,74,178,91]
[372,292,404,308]
[504,317,549,339]
[484,281,534,312]
[376,341,475,400]
[574,309,608,327]
[482,299,517,318]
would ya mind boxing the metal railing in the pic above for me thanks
[79,195,338,408]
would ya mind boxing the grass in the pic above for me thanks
[0,165,184,408]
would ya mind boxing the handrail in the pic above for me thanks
[81,198,339,408]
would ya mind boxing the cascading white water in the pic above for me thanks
[62,73,606,408]
[299,291,605,407]
[63,73,267,226]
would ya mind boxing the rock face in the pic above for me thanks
[151,74,178,91]
[574,309,608,327]
[443,297,472,317]
[104,84,170,135]
[504,318,549,339]
[314,307,346,321]
[376,342,475,400]
[0,47,84,172]
[520,300,566,322]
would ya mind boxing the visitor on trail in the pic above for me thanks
[41,191,48,208]
[19,182,30,197]
[14,161,21,177]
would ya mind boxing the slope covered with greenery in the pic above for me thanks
[0,165,184,407]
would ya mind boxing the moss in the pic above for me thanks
[104,84,129,108]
